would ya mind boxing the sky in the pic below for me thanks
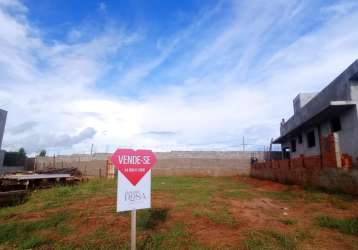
[0,0,358,155]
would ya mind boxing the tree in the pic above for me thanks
[18,147,26,158]
[39,150,46,157]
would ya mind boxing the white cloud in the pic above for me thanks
[0,0,358,155]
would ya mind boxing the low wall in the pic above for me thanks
[35,151,264,177]
[251,158,358,195]
[0,166,25,174]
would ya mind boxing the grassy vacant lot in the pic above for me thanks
[0,176,357,250]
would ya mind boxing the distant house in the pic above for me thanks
[0,109,7,167]
[273,60,358,169]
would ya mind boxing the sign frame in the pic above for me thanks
[111,148,156,250]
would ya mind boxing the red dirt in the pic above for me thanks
[3,176,357,249]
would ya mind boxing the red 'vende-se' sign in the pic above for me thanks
[111,149,157,186]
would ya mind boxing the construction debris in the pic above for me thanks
[36,167,82,177]
[0,168,83,207]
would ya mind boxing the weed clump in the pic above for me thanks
[316,215,358,235]
[137,208,168,230]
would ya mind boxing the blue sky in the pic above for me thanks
[0,0,358,155]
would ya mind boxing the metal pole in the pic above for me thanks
[131,209,136,250]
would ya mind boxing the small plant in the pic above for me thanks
[316,215,358,235]
[137,208,168,230]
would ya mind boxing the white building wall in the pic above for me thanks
[284,108,358,168]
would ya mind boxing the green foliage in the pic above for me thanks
[316,215,358,235]
[39,149,47,157]
[18,147,26,157]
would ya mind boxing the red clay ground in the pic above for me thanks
[0,176,357,249]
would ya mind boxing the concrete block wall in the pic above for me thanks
[34,151,263,177]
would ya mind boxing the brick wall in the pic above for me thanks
[251,133,358,195]
[320,133,337,168]
[251,160,358,195]
[250,155,358,195]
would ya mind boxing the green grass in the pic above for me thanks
[262,189,297,202]
[193,204,237,227]
[19,236,52,250]
[152,176,251,207]
[316,215,358,235]
[0,179,117,249]
[222,188,254,200]
[38,179,115,209]
[0,179,116,219]
[244,230,298,250]
[152,176,217,206]
[138,223,208,250]
[303,186,355,209]
[78,227,123,250]
[0,176,356,249]
[0,212,70,249]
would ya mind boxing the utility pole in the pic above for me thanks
[90,143,94,156]
[242,136,245,151]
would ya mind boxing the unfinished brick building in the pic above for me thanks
[251,60,358,194]
[274,60,358,169]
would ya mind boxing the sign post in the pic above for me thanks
[131,210,136,250]
[111,149,157,250]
